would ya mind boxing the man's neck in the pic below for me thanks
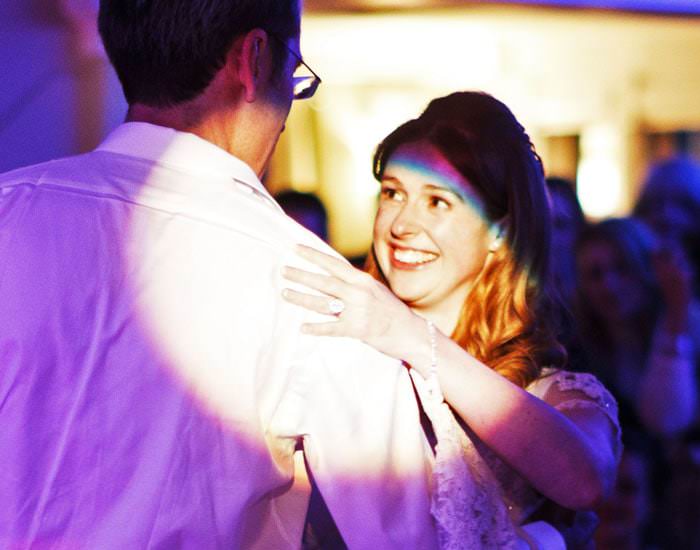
[126,102,264,176]
[126,103,218,147]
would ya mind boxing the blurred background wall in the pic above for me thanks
[0,0,126,173]
[1,0,699,257]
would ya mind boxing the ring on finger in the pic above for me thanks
[328,297,345,316]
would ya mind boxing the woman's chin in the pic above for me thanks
[392,288,434,310]
[388,285,434,310]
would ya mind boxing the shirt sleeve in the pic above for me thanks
[292,336,438,549]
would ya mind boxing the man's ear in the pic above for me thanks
[236,28,270,103]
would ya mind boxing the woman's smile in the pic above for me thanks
[390,245,439,269]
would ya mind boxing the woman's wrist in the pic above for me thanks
[424,319,441,399]
[400,313,437,379]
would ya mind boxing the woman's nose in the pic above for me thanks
[390,203,421,238]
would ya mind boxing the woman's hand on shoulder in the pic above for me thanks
[281,245,425,362]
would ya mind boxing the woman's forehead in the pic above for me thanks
[384,142,490,220]
[385,142,471,193]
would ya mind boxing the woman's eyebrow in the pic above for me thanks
[423,183,464,200]
[381,175,403,186]
[424,183,455,193]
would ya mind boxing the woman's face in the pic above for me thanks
[373,141,495,318]
[576,239,646,324]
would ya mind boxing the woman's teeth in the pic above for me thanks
[393,248,438,265]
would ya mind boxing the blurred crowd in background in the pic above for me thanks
[546,156,700,549]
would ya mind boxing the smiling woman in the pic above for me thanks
[367,92,561,388]
[283,91,622,549]
[372,141,494,329]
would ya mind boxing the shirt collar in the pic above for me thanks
[96,122,280,210]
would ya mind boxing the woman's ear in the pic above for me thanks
[488,219,508,253]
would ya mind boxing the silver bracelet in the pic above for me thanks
[426,319,440,399]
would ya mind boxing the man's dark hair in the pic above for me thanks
[98,0,300,107]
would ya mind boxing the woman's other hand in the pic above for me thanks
[282,245,426,364]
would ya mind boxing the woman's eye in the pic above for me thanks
[429,196,450,210]
[380,187,403,202]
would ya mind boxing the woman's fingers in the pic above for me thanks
[282,265,346,297]
[281,289,350,336]
[282,288,344,317]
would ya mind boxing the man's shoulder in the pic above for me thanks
[0,154,93,189]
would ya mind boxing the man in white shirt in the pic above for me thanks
[0,1,437,547]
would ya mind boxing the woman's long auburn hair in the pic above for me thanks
[366,92,565,388]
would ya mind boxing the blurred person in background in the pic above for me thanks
[575,217,700,548]
[632,154,700,549]
[575,217,699,438]
[275,189,329,242]
[546,176,588,373]
[547,176,587,312]
[634,155,700,299]
[594,433,652,550]
[284,91,621,549]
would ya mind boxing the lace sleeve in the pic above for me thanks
[410,370,521,550]
[534,370,623,462]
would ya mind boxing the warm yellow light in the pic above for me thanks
[301,14,501,90]
[577,125,625,219]
[577,158,624,219]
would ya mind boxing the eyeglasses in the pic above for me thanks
[269,33,322,100]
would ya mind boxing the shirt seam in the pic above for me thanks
[14,179,289,254]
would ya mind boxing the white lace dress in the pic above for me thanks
[411,368,622,550]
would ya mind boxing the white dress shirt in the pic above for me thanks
[0,123,437,549]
